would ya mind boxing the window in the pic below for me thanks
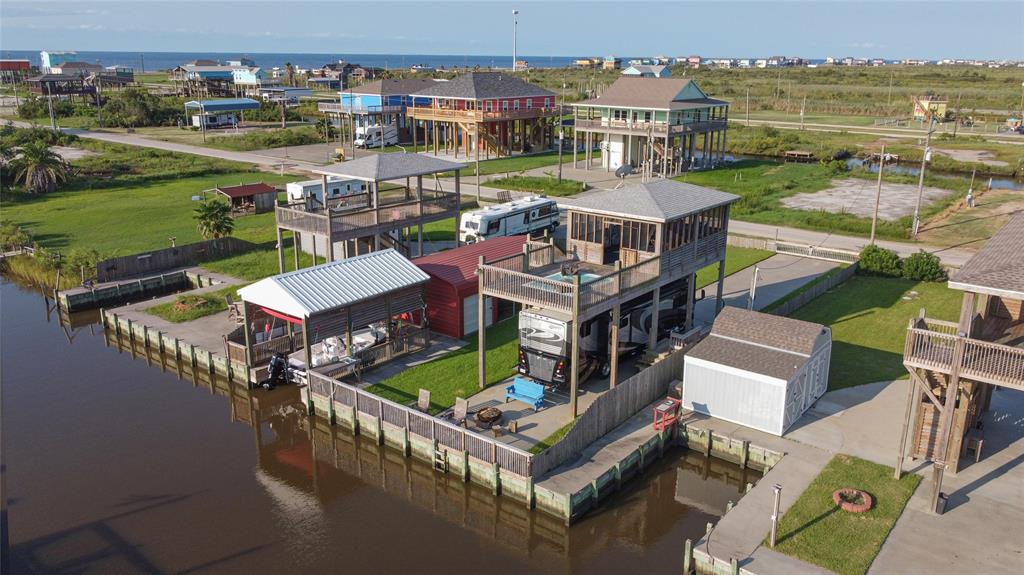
[514,100,520,110]
[644,111,652,122]
[523,212,530,225]
[486,101,493,112]
[544,98,551,108]
[537,204,553,217]
[570,212,603,244]
[486,220,501,235]
[526,99,533,109]
[502,100,509,111]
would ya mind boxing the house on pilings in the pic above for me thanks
[571,77,729,177]
[899,214,1024,513]
[405,72,562,160]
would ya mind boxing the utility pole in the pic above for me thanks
[348,85,355,160]
[800,95,806,129]
[746,87,750,126]
[46,83,57,130]
[140,53,145,74]
[870,145,886,244]
[912,116,936,237]
[747,266,759,310]
[887,69,894,107]
[953,92,962,137]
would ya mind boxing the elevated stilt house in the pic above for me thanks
[235,249,431,382]
[900,214,1024,513]
[405,72,562,161]
[476,179,739,420]
[318,78,439,145]
[274,153,465,267]
[571,77,729,176]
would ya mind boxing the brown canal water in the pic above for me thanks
[1,278,760,574]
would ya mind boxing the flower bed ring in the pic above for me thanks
[832,488,873,513]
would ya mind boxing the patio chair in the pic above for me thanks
[450,397,468,427]
[416,388,431,412]
[225,294,243,324]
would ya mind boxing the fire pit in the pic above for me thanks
[475,407,503,426]
[832,488,873,513]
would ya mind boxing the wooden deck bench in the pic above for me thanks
[505,377,545,411]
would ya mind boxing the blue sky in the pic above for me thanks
[2,1,1021,59]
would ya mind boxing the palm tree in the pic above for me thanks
[193,199,235,240]
[285,62,296,87]
[14,140,71,194]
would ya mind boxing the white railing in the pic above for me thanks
[904,323,1024,389]
[775,241,860,264]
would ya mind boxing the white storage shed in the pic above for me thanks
[682,307,832,436]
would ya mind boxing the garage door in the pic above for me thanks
[462,294,494,336]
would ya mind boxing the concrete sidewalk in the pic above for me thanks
[693,254,839,325]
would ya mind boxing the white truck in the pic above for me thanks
[354,124,399,148]
[459,196,560,243]
[286,177,366,205]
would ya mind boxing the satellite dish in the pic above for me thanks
[615,164,634,178]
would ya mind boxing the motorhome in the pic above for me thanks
[286,177,366,205]
[459,196,559,243]
[517,276,693,385]
[354,124,399,148]
[191,113,237,129]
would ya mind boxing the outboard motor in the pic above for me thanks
[262,352,288,390]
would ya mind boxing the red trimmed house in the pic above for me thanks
[414,236,527,338]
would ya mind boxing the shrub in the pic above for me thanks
[902,250,946,282]
[858,244,902,277]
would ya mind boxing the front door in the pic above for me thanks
[603,222,621,265]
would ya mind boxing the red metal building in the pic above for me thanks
[414,236,527,339]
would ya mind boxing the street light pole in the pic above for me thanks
[870,145,886,245]
[512,10,519,71]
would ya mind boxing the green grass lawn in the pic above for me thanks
[695,246,774,289]
[770,454,921,575]
[366,318,519,414]
[475,151,568,176]
[789,275,961,390]
[486,175,584,197]
[529,419,577,454]
[146,284,247,322]
[678,159,968,240]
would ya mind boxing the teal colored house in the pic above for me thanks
[622,65,670,78]
[571,77,729,175]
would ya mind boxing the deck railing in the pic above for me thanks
[904,321,1024,389]
[307,371,534,477]
[573,118,728,135]
[277,192,459,238]
[775,241,860,264]
[406,105,563,122]
[318,102,405,115]
[479,232,726,314]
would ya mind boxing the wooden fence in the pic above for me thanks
[530,347,688,478]
[306,371,534,478]
[766,263,859,316]
[96,237,255,282]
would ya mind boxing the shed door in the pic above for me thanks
[462,294,494,336]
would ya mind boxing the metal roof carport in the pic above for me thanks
[184,98,261,141]
[236,250,431,389]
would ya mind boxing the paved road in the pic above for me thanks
[692,254,839,325]
[14,120,979,266]
[730,117,1024,145]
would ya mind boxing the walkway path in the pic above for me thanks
[692,254,839,325]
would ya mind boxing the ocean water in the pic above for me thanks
[0,50,598,72]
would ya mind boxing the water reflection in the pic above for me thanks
[4,278,760,575]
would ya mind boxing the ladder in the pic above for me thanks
[433,446,449,472]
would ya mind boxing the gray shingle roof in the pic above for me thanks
[687,307,830,380]
[237,249,429,318]
[312,154,467,182]
[410,72,554,100]
[949,213,1024,298]
[565,179,738,222]
[711,307,827,355]
[350,78,440,96]
[574,77,722,109]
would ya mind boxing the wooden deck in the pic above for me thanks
[479,231,727,320]
[904,318,1024,389]
[275,191,460,242]
[573,118,727,136]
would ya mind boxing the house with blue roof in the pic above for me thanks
[318,78,439,143]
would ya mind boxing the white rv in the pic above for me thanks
[517,276,693,385]
[286,177,366,205]
[354,124,399,148]
[459,196,560,243]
